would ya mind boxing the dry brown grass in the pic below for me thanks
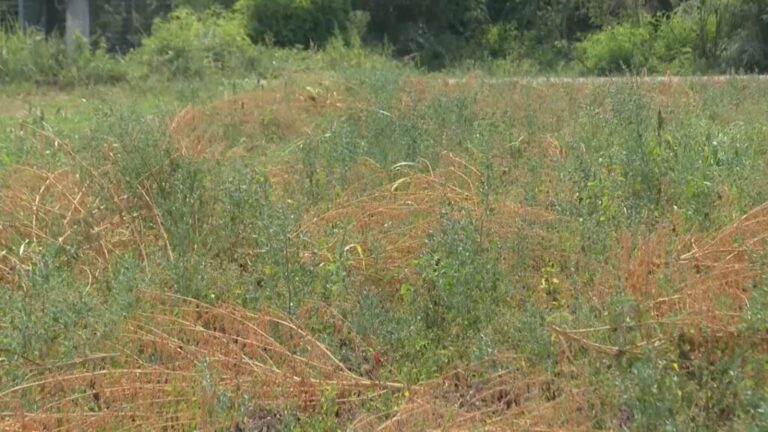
[0,290,403,431]
[396,72,484,113]
[169,79,345,159]
[674,203,768,322]
[0,163,134,288]
[297,152,552,288]
[353,357,592,432]
[554,202,768,361]
[0,124,174,289]
[617,202,766,328]
[1,289,589,432]
[5,75,763,431]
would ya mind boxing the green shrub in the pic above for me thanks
[0,250,141,384]
[651,12,699,73]
[574,20,654,74]
[474,24,543,75]
[236,0,351,48]
[128,8,264,79]
[481,23,522,59]
[0,28,126,85]
[417,217,505,336]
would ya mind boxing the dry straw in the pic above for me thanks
[553,202,768,360]
[297,151,552,288]
[169,79,345,158]
[0,155,136,289]
[0,290,403,431]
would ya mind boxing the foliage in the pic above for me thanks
[235,0,352,48]
[574,19,654,74]
[128,7,264,78]
[651,10,701,73]
[480,23,522,59]
[721,0,768,72]
[0,28,127,85]
[5,0,768,74]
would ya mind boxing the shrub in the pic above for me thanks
[651,12,699,73]
[128,8,264,79]
[411,217,506,351]
[481,23,522,59]
[574,20,654,74]
[0,28,126,85]
[236,0,351,48]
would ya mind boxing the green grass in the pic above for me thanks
[2,61,768,430]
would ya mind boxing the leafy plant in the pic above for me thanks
[128,7,264,78]
[574,18,654,74]
[236,0,352,48]
[0,28,126,85]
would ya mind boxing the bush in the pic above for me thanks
[236,0,351,48]
[651,12,699,73]
[574,20,654,74]
[575,7,728,75]
[0,28,127,85]
[481,23,522,59]
[128,8,264,79]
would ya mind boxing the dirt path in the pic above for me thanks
[458,74,768,85]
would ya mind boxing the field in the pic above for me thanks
[2,65,768,431]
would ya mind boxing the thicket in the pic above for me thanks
[1,0,767,80]
[1,9,275,85]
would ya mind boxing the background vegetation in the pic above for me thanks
[3,0,768,80]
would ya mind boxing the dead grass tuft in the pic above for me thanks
[353,358,591,432]
[169,80,345,158]
[619,203,767,327]
[623,203,768,325]
[556,203,768,360]
[0,165,133,287]
[298,152,552,286]
[0,124,182,289]
[0,290,402,431]
[674,203,768,321]
[396,72,484,113]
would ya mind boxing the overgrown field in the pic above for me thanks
[2,68,768,431]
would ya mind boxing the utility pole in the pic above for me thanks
[17,0,24,29]
[65,0,90,52]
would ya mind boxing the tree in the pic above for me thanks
[721,0,768,71]
[237,0,352,48]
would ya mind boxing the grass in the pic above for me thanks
[2,63,768,430]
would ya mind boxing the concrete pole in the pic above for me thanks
[65,0,90,52]
[17,0,24,30]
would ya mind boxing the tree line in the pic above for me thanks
[64,0,768,73]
